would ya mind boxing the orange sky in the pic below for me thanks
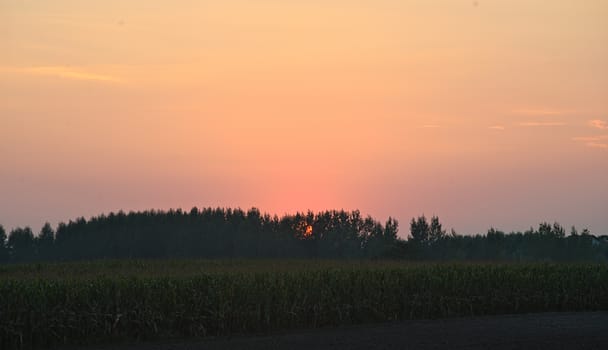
[1,0,607,235]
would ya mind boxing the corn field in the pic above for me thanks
[1,260,607,349]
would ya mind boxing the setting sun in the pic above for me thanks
[304,225,313,238]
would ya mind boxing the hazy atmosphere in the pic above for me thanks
[1,0,607,235]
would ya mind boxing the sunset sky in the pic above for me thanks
[1,0,607,236]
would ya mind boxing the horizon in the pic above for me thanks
[2,0,607,235]
[1,206,605,238]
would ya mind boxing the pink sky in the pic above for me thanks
[1,0,607,235]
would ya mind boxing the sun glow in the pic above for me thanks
[304,225,313,238]
[0,0,607,234]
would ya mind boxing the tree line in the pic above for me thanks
[0,208,606,263]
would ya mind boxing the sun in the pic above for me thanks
[304,225,313,238]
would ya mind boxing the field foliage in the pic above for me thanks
[1,260,607,349]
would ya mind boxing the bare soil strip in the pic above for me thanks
[83,312,608,350]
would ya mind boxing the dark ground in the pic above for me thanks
[83,312,608,350]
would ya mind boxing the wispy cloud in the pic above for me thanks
[0,66,123,83]
[589,119,608,130]
[572,136,608,142]
[572,135,608,150]
[518,121,566,127]
[488,125,505,130]
[512,108,576,116]
[587,142,608,149]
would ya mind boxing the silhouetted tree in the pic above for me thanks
[552,223,565,238]
[36,222,55,260]
[429,216,446,244]
[410,215,429,244]
[0,210,605,264]
[384,217,399,241]
[0,225,7,262]
[570,226,579,236]
[8,227,35,262]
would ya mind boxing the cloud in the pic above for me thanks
[572,135,608,142]
[589,119,608,130]
[0,66,123,83]
[572,135,608,150]
[420,124,441,128]
[518,121,566,127]
[587,142,608,149]
[488,125,505,130]
[512,108,575,116]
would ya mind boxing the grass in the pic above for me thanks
[1,260,607,349]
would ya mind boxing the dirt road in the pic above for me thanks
[86,312,608,350]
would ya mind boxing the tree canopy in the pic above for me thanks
[0,209,606,263]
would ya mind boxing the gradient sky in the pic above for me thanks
[1,0,607,236]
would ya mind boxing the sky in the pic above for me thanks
[1,0,607,236]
